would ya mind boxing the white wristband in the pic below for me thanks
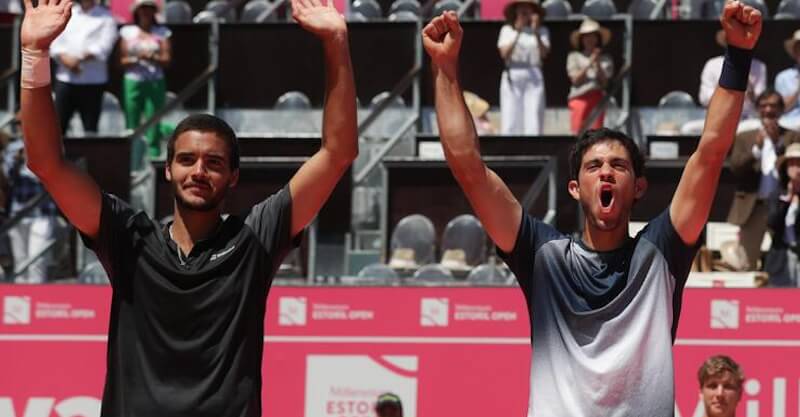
[21,47,51,90]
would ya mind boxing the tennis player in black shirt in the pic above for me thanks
[18,0,358,415]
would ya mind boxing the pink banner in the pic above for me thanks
[1,285,799,417]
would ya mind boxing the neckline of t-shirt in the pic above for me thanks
[573,235,635,255]
[164,217,227,256]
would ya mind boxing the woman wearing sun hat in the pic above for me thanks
[497,0,549,135]
[565,17,613,134]
[119,0,172,163]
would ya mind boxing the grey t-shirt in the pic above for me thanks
[499,209,697,417]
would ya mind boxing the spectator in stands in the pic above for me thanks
[375,392,403,417]
[120,0,172,160]
[699,30,766,122]
[497,0,548,135]
[566,18,613,134]
[464,91,495,135]
[50,0,117,135]
[3,117,62,284]
[765,142,800,286]
[775,30,800,130]
[727,89,800,270]
[697,355,744,417]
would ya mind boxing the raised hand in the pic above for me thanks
[422,11,462,78]
[720,0,762,50]
[291,0,347,42]
[21,0,73,51]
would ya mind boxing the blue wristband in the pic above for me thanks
[719,45,753,91]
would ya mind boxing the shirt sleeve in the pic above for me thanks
[78,192,137,287]
[538,26,550,49]
[776,70,794,98]
[566,52,581,78]
[600,55,614,79]
[698,58,717,107]
[497,25,515,48]
[244,185,303,270]
[85,15,118,61]
[752,59,767,97]
[497,213,563,302]
[640,208,700,289]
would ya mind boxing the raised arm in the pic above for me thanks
[287,0,358,237]
[423,12,522,253]
[670,1,761,245]
[20,0,102,240]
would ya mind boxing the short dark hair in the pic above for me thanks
[569,128,645,181]
[756,88,784,112]
[167,114,240,170]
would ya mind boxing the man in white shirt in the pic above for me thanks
[50,0,117,135]
[699,29,766,119]
[776,30,800,130]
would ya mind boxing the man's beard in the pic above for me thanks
[172,181,228,212]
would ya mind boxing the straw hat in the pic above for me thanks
[131,0,158,13]
[778,142,800,172]
[785,29,800,60]
[569,18,612,49]
[503,0,545,24]
[464,91,490,118]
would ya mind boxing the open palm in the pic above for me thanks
[292,0,347,41]
[20,0,73,50]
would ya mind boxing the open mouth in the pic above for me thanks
[600,187,614,209]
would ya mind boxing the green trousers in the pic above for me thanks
[123,77,168,162]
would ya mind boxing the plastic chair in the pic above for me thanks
[542,0,572,18]
[777,0,800,17]
[351,0,382,19]
[389,0,420,14]
[370,91,406,109]
[357,263,400,280]
[628,0,662,19]
[658,91,696,108]
[432,0,462,16]
[204,0,237,22]
[165,0,192,23]
[580,0,617,18]
[466,263,509,284]
[389,10,418,20]
[440,214,487,272]
[412,264,455,282]
[193,10,219,23]
[389,214,436,269]
[240,0,277,22]
[275,91,312,110]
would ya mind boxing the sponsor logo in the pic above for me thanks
[0,396,102,417]
[710,299,739,329]
[420,298,449,327]
[3,296,31,325]
[304,355,418,417]
[279,297,307,326]
[210,245,235,261]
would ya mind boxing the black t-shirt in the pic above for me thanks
[81,186,299,417]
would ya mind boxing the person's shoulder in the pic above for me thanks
[154,25,172,38]
[776,66,797,80]
[119,24,138,38]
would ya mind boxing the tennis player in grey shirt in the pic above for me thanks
[422,3,762,416]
